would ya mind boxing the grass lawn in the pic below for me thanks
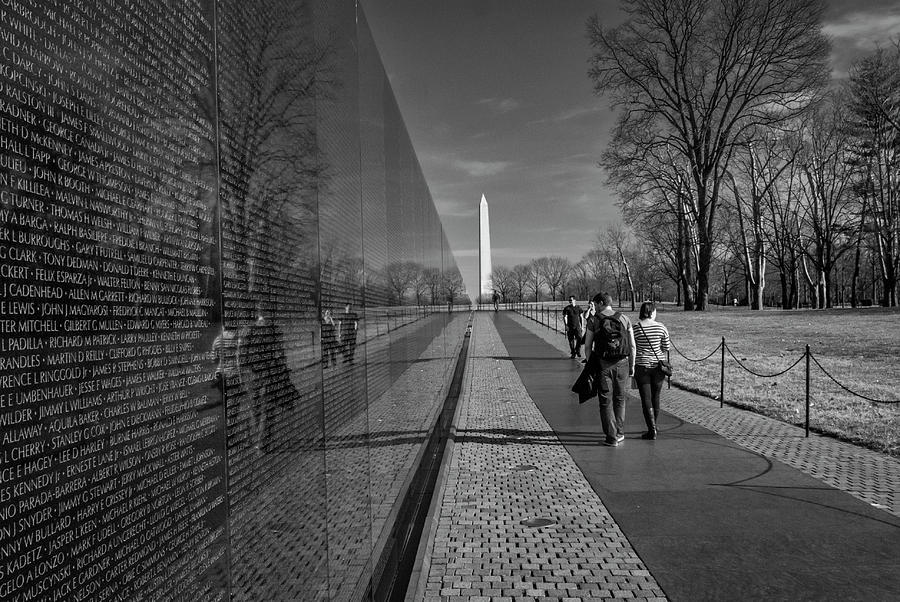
[648,304,900,458]
[528,302,900,457]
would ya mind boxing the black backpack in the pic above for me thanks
[594,312,628,361]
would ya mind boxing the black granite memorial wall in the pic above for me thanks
[0,1,467,599]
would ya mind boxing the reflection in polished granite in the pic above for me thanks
[225,312,467,600]
[0,0,465,600]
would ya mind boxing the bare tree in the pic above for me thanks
[537,256,572,301]
[580,247,613,291]
[600,224,637,310]
[491,266,515,302]
[631,209,687,304]
[566,262,594,301]
[759,131,805,309]
[511,264,532,302]
[795,98,858,308]
[526,259,545,301]
[846,43,900,306]
[726,131,798,309]
[603,123,702,308]
[589,0,830,309]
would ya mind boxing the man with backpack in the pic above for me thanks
[583,292,636,446]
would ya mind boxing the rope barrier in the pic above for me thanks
[514,308,900,408]
[669,339,722,362]
[724,344,805,378]
[809,353,900,404]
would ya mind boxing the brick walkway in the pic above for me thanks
[417,313,665,601]
[513,312,900,518]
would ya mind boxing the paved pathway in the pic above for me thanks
[516,312,900,518]
[412,312,900,601]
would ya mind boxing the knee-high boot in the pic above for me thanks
[641,402,657,439]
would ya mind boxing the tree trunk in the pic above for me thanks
[619,249,636,312]
[779,271,790,309]
[789,266,799,310]
[694,234,712,311]
[723,264,730,308]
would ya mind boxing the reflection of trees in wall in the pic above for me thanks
[443,268,466,304]
[422,267,444,304]
[217,0,331,320]
[384,261,419,305]
[319,244,365,308]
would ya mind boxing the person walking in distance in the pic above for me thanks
[581,298,598,365]
[633,301,670,440]
[562,296,584,358]
[492,290,500,312]
[583,292,635,446]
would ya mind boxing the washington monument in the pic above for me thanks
[479,194,492,299]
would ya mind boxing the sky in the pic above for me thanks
[360,0,900,298]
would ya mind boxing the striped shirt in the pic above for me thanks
[634,320,670,368]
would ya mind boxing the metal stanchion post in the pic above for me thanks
[720,336,725,408]
[667,350,671,389]
[805,344,810,438]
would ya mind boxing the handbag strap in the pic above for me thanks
[636,322,663,363]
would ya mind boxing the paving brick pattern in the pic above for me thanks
[420,314,666,601]
[511,312,900,519]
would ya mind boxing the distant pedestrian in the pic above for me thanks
[583,292,635,447]
[562,296,584,358]
[633,301,670,440]
[581,299,598,364]
[492,290,500,312]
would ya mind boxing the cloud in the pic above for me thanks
[434,198,478,218]
[453,159,513,177]
[528,104,605,125]
[823,9,900,50]
[476,97,521,113]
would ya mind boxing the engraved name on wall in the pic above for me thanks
[0,1,226,600]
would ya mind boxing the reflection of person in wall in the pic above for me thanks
[321,308,337,368]
[242,302,301,452]
[339,303,358,364]
[213,325,244,444]
[213,327,240,394]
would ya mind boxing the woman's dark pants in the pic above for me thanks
[634,364,665,432]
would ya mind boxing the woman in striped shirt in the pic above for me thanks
[633,301,670,440]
